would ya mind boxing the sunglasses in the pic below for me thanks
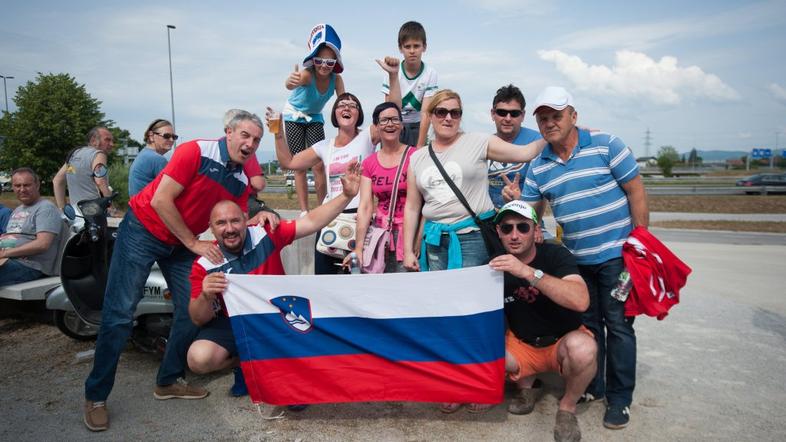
[499,222,532,235]
[313,57,337,68]
[154,132,179,141]
[494,108,523,118]
[432,107,463,119]
[378,117,401,126]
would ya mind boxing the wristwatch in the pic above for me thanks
[530,269,544,288]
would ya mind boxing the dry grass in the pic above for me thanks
[647,195,786,214]
[652,220,786,233]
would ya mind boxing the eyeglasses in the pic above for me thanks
[337,102,359,110]
[499,222,531,235]
[313,57,337,68]
[432,107,463,119]
[494,108,523,118]
[378,117,401,126]
[154,132,179,141]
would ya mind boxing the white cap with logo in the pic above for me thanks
[532,86,574,115]
[493,200,539,224]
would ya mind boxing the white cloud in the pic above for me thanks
[769,83,786,104]
[738,132,752,139]
[538,49,740,105]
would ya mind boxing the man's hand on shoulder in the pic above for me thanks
[190,240,224,265]
[489,254,535,280]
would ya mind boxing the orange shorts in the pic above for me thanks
[505,326,593,381]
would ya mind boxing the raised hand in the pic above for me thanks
[376,56,400,74]
[340,159,362,198]
[501,173,522,203]
[285,64,302,89]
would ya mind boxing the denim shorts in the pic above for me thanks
[425,229,490,271]
[195,315,237,357]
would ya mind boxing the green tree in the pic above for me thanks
[687,148,702,167]
[0,73,108,189]
[657,145,680,177]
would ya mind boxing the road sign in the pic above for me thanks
[751,148,772,159]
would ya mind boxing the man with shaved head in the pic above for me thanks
[186,161,362,399]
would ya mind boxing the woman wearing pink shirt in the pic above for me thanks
[349,102,416,273]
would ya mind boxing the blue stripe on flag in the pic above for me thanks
[230,309,504,365]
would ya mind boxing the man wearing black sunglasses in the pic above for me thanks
[487,85,542,209]
[489,200,595,442]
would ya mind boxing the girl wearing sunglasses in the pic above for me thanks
[282,24,347,216]
[129,118,175,196]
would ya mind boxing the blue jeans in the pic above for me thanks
[580,258,636,407]
[85,210,198,401]
[425,230,489,271]
[0,259,44,286]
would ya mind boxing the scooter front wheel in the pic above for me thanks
[53,310,98,341]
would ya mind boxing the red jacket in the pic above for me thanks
[623,227,692,320]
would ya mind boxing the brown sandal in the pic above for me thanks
[439,402,463,414]
[467,403,494,414]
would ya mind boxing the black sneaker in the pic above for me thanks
[603,405,630,429]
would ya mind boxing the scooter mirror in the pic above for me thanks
[63,204,77,220]
[93,164,108,178]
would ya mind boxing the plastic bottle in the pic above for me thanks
[349,252,361,275]
[610,270,632,302]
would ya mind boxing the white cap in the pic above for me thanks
[494,200,538,224]
[532,86,574,115]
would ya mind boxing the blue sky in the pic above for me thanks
[2,0,785,159]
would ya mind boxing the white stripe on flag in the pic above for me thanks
[224,265,503,320]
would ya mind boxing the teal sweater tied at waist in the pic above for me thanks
[419,210,496,271]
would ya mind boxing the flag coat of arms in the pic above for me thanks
[223,266,505,405]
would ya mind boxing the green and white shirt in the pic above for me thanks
[382,61,439,124]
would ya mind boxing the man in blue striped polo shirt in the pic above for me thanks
[522,86,649,430]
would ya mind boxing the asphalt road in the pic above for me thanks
[2,235,785,441]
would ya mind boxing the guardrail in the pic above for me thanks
[645,186,785,195]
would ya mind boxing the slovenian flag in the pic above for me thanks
[223,266,505,405]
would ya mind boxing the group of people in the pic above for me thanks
[0,19,649,442]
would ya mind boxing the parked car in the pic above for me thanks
[285,172,315,189]
[735,173,786,194]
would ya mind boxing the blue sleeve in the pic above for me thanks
[0,207,11,234]
[607,135,639,184]
[521,163,542,202]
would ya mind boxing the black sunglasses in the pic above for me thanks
[433,107,463,119]
[494,108,523,118]
[154,132,179,141]
[499,222,531,235]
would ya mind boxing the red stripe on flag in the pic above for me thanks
[240,354,505,405]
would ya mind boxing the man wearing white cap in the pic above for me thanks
[522,86,649,430]
[489,200,596,442]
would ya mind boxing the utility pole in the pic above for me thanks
[643,128,652,158]
[166,25,177,146]
[0,75,14,113]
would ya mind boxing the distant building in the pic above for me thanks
[636,156,657,168]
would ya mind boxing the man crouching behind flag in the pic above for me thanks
[186,160,362,409]
[223,260,505,406]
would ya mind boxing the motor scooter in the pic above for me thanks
[45,194,173,355]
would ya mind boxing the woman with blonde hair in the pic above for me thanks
[402,89,546,412]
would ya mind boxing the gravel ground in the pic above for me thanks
[2,241,786,441]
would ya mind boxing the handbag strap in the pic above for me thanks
[385,146,411,231]
[427,143,479,220]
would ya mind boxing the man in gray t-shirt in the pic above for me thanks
[0,168,63,287]
[53,126,114,210]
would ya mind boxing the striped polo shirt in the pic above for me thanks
[523,128,639,265]
[189,221,296,314]
[130,137,251,245]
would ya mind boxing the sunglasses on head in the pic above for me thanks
[153,132,179,141]
[432,107,463,119]
[494,108,523,118]
[499,222,531,235]
[313,57,337,67]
